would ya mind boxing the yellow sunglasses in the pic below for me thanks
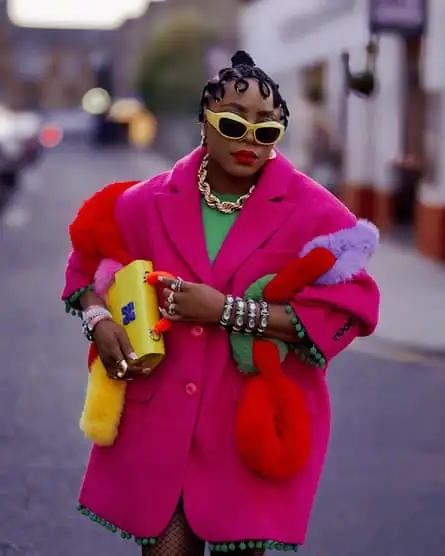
[205,109,285,146]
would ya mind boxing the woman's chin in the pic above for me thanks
[225,159,262,179]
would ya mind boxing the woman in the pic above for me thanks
[62,51,379,555]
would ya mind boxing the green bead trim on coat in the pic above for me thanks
[286,304,326,369]
[77,505,157,546]
[78,505,300,552]
[208,539,300,552]
[64,285,94,317]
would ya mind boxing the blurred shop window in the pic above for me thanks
[61,54,82,82]
[22,81,41,110]
[63,83,82,107]
[13,47,46,82]
[298,63,342,192]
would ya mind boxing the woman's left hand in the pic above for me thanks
[159,276,225,324]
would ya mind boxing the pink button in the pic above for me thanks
[191,326,204,337]
[185,382,197,396]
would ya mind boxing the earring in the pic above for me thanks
[200,128,207,147]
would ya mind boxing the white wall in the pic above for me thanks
[370,36,405,192]
[239,0,369,73]
[239,0,407,194]
[421,0,445,204]
[424,0,445,90]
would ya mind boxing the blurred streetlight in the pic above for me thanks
[82,88,112,115]
[128,111,157,148]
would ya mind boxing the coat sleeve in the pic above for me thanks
[289,209,380,366]
[61,249,93,302]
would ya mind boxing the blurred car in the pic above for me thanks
[0,106,43,188]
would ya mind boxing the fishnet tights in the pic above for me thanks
[141,503,204,556]
[141,501,265,556]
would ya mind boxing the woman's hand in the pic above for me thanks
[92,319,148,379]
[159,277,225,324]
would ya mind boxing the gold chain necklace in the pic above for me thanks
[197,154,255,214]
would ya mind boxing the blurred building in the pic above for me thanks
[240,0,445,263]
[113,0,240,98]
[0,1,114,110]
[0,0,240,109]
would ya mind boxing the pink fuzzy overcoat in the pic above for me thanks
[62,148,380,546]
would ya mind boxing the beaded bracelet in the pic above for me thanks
[64,285,95,317]
[81,305,113,342]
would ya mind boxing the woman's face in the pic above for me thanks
[204,78,283,178]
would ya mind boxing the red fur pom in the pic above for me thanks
[69,181,139,278]
[235,339,311,479]
[263,247,337,302]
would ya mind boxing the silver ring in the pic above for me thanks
[167,302,176,316]
[167,291,176,304]
[171,277,184,292]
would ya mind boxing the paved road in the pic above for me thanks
[1,145,444,556]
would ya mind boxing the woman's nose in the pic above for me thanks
[244,128,256,144]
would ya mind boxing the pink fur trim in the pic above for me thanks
[94,259,123,297]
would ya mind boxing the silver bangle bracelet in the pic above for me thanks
[220,294,235,329]
[255,301,269,336]
[232,297,246,332]
[244,299,258,334]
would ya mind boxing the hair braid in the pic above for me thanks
[198,50,290,128]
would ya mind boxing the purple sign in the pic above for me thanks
[369,0,427,36]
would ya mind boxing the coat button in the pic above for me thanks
[191,326,204,337]
[185,382,197,396]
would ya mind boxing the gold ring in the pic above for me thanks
[115,359,128,379]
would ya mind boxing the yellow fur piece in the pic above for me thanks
[79,260,166,446]
[80,357,127,446]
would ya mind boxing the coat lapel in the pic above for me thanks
[154,149,298,291]
[154,148,214,285]
[212,154,297,291]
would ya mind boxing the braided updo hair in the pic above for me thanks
[198,50,290,128]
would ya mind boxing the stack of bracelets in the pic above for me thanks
[219,295,269,336]
[81,305,113,342]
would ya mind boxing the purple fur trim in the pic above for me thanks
[94,259,123,297]
[299,219,379,285]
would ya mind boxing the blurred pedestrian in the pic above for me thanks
[62,51,379,555]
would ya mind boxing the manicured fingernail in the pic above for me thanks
[129,352,138,360]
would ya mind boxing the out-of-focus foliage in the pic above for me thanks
[135,11,221,115]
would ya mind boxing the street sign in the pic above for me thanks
[369,0,427,37]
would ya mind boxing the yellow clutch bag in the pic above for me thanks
[106,259,165,370]
[80,259,171,446]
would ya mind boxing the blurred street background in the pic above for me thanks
[1,0,445,555]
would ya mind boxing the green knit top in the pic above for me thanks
[201,194,240,262]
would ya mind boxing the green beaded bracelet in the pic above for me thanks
[64,285,94,317]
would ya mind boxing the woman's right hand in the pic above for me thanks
[92,319,143,379]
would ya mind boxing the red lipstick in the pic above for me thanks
[232,150,258,166]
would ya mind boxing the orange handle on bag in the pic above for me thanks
[145,271,177,335]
